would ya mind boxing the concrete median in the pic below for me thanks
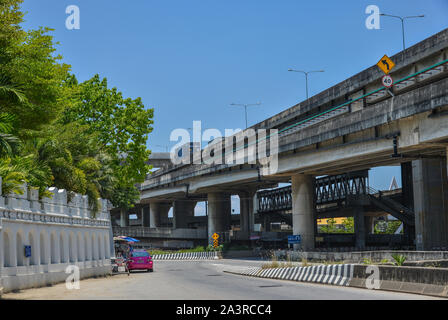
[224,263,448,298]
[350,264,448,297]
[224,264,355,287]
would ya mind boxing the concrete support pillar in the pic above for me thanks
[239,191,255,235]
[239,194,249,233]
[401,162,415,245]
[251,193,258,230]
[263,215,271,232]
[207,193,231,245]
[149,202,160,228]
[364,216,375,234]
[401,162,414,209]
[141,205,148,227]
[354,207,366,250]
[412,158,448,250]
[291,174,315,251]
[160,203,171,226]
[119,209,128,227]
[148,202,172,228]
[173,200,196,229]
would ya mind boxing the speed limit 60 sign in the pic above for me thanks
[382,74,394,88]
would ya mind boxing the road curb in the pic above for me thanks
[224,264,355,286]
[350,264,448,298]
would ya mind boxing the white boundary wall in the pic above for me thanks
[0,180,113,293]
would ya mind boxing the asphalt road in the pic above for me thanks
[1,259,441,300]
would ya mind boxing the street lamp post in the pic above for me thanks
[229,102,262,129]
[287,69,325,100]
[380,13,425,51]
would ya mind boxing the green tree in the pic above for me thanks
[0,1,152,216]
[1,0,71,135]
[0,0,26,64]
[0,112,19,156]
[342,217,354,233]
[20,122,118,214]
[0,154,53,196]
[374,220,402,234]
[62,75,154,210]
[0,76,27,104]
[319,218,338,233]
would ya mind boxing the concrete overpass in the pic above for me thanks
[135,29,448,251]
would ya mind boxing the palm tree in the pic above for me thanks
[0,75,24,156]
[0,75,27,103]
[0,112,19,156]
[0,157,27,195]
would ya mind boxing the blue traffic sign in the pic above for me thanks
[287,235,301,244]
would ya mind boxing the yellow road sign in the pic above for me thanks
[212,233,219,240]
[377,54,395,74]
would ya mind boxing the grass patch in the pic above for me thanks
[261,254,297,269]
[391,254,407,266]
[301,257,310,267]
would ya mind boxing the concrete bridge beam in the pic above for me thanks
[291,174,315,251]
[173,200,196,229]
[412,158,448,250]
[207,192,231,245]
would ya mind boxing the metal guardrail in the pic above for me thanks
[367,186,415,226]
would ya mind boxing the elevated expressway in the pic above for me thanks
[138,29,448,251]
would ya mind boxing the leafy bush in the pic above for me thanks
[391,254,407,266]
[206,244,223,252]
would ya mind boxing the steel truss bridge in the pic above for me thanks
[256,170,414,226]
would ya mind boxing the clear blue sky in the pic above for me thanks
[20,0,448,193]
